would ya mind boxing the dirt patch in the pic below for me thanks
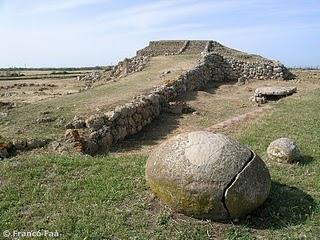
[111,71,320,156]
[206,106,272,132]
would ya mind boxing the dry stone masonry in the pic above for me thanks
[138,40,293,82]
[137,40,186,56]
[110,40,293,83]
[111,56,150,78]
[65,53,229,155]
[65,40,294,155]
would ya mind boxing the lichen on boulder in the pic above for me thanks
[267,138,301,163]
[145,131,271,220]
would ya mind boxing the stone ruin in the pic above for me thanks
[110,40,292,82]
[64,53,230,155]
[0,40,295,158]
[63,40,294,155]
[111,56,150,78]
[77,72,102,88]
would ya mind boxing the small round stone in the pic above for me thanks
[267,138,301,163]
[145,131,271,220]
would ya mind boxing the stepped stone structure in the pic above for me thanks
[137,40,292,81]
[64,40,294,155]
[111,40,292,82]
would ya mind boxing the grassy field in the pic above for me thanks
[0,87,319,239]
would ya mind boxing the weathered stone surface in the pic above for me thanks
[267,138,301,163]
[146,131,271,220]
[251,86,297,104]
[65,116,86,129]
[255,86,297,97]
[101,132,113,147]
[78,71,102,84]
[12,139,27,151]
[0,112,8,118]
[105,111,119,121]
[49,140,82,154]
[250,96,267,104]
[111,55,150,78]
[0,142,10,158]
[0,149,9,158]
[166,101,185,114]
[65,129,82,142]
[84,140,99,155]
[85,115,105,130]
[163,101,194,114]
[225,153,271,218]
[27,139,48,149]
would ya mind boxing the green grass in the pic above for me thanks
[0,89,319,239]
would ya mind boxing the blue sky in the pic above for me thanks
[0,0,319,67]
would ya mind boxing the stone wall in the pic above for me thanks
[181,40,209,54]
[112,40,292,81]
[65,53,230,155]
[110,55,150,78]
[65,40,294,155]
[137,40,186,57]
[219,57,292,82]
[0,139,49,159]
[135,40,292,81]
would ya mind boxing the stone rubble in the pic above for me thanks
[111,55,150,78]
[0,138,50,159]
[77,72,102,88]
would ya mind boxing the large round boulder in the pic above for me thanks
[145,131,271,220]
[267,138,301,163]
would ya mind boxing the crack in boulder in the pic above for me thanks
[146,131,271,220]
[221,151,255,219]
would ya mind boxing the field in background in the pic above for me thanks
[0,67,107,80]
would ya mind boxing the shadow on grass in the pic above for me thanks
[110,81,238,154]
[110,112,181,153]
[298,155,314,165]
[242,181,316,230]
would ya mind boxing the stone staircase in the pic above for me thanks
[181,41,208,54]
